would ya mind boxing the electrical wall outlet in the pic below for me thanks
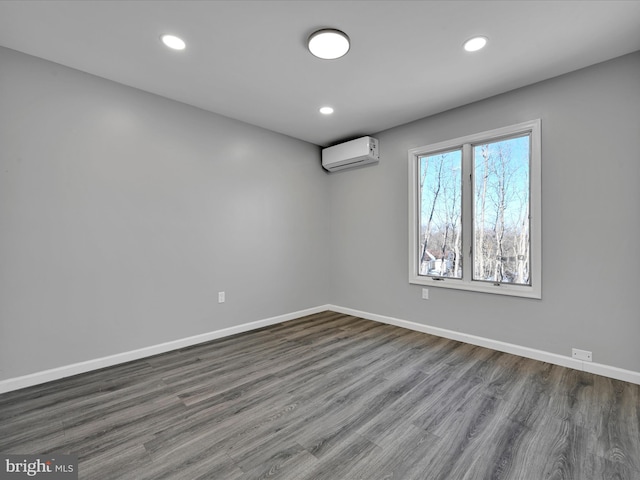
[218,291,225,303]
[572,348,592,362]
[421,288,429,300]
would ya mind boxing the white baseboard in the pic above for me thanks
[2,303,638,394]
[0,305,331,394]
[328,305,640,386]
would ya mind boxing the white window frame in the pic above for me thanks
[408,119,541,299]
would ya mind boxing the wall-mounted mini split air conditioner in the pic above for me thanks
[322,136,379,172]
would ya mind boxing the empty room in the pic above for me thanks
[1,1,639,479]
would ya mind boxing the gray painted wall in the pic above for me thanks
[2,45,639,383]
[328,51,640,373]
[0,47,330,380]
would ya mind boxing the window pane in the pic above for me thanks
[418,150,462,278]
[473,135,530,285]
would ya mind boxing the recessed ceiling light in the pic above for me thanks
[463,36,488,52]
[161,34,186,51]
[308,29,350,60]
[319,106,334,115]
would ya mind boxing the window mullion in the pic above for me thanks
[461,143,473,284]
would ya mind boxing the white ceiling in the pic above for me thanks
[1,1,639,147]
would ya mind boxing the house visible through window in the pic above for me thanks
[408,120,541,298]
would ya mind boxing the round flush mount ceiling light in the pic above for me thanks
[161,34,186,50]
[308,29,350,59]
[319,106,334,115]
[463,36,488,52]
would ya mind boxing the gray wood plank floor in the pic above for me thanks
[1,311,639,479]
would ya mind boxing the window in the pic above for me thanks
[409,120,541,298]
